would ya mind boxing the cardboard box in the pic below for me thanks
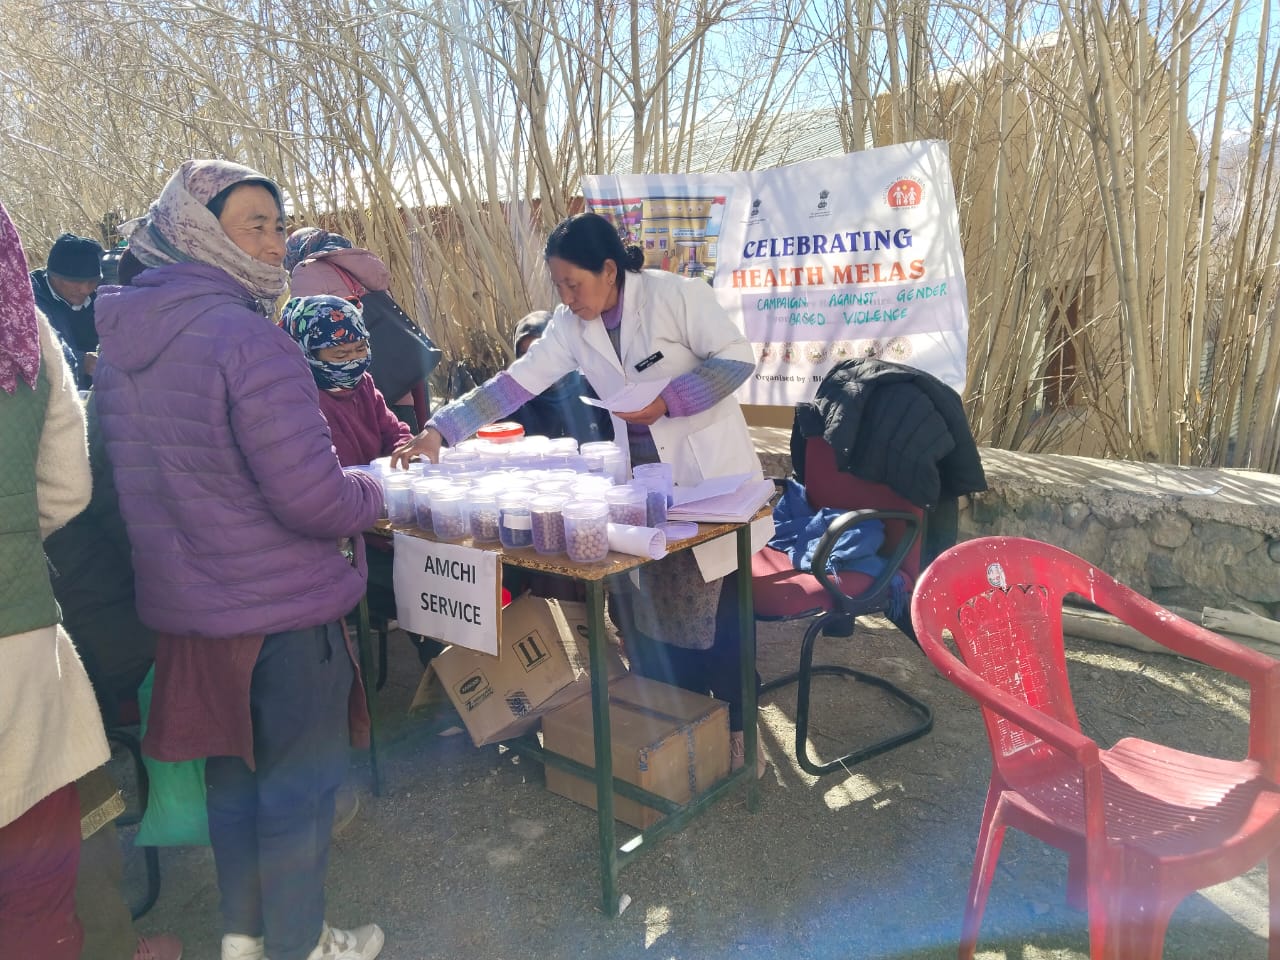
[541,675,730,829]
[423,595,626,746]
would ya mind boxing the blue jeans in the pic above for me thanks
[205,622,352,960]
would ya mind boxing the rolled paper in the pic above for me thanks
[606,522,667,560]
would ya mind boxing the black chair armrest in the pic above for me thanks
[810,508,921,612]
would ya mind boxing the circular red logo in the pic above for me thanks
[886,179,923,208]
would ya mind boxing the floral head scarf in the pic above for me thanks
[284,227,352,273]
[0,200,41,395]
[280,294,371,391]
[120,159,288,312]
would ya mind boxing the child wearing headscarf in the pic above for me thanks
[279,294,410,467]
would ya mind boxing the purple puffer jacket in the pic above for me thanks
[94,262,384,638]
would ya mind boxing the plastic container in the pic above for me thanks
[582,441,627,484]
[572,475,614,501]
[383,474,416,525]
[542,453,588,473]
[412,478,437,528]
[605,485,647,526]
[632,462,674,527]
[476,421,525,444]
[562,500,610,563]
[546,437,579,457]
[535,479,570,497]
[438,449,481,473]
[468,491,500,542]
[430,489,469,541]
[498,492,534,549]
[530,495,567,555]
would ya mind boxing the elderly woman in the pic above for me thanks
[394,212,767,774]
[94,161,385,960]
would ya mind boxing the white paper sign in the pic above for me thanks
[392,533,501,655]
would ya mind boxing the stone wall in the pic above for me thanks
[750,427,1280,617]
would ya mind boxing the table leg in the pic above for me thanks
[584,578,618,914]
[737,525,759,810]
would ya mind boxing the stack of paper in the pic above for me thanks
[667,473,777,523]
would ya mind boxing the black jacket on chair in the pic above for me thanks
[791,358,987,564]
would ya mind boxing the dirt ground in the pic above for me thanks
[123,614,1271,960]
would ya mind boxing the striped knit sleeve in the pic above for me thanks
[429,371,535,446]
[659,357,754,419]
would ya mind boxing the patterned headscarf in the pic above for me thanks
[284,227,352,273]
[280,294,371,391]
[0,200,41,395]
[120,159,288,312]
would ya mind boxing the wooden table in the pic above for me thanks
[372,514,762,914]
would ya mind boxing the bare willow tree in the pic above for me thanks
[1,0,1276,467]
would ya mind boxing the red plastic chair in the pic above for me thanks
[752,437,934,775]
[911,536,1280,960]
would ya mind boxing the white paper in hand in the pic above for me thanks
[580,378,671,413]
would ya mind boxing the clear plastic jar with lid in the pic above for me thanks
[562,499,610,563]
[530,495,567,555]
[476,421,525,444]
[412,478,436,528]
[383,474,415,525]
[604,485,647,526]
[572,475,614,501]
[546,437,579,457]
[439,449,480,473]
[581,441,627,484]
[631,462,673,526]
[468,490,500,542]
[498,492,534,548]
[430,489,468,540]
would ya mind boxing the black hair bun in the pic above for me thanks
[623,245,645,271]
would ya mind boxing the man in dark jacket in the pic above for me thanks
[30,233,104,389]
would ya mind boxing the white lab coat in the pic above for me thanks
[508,269,772,579]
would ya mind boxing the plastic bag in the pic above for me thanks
[134,666,211,847]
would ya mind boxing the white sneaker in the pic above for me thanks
[222,934,265,960]
[306,922,385,960]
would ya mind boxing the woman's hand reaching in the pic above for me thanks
[391,425,443,468]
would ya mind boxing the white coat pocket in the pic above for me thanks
[686,414,758,485]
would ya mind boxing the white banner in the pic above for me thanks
[582,140,968,405]
[392,533,502,655]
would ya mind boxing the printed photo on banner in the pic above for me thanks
[582,140,969,405]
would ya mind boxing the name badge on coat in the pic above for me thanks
[635,351,664,372]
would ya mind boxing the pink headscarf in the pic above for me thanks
[0,200,40,395]
[121,159,289,310]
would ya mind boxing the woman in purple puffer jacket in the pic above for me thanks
[93,160,386,960]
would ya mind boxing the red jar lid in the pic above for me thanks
[476,421,526,443]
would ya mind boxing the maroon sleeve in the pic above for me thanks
[370,378,413,455]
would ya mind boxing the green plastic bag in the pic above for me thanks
[134,665,211,847]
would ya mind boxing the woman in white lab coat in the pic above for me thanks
[393,212,764,773]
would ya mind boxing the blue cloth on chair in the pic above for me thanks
[768,479,887,576]
[767,480,910,621]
